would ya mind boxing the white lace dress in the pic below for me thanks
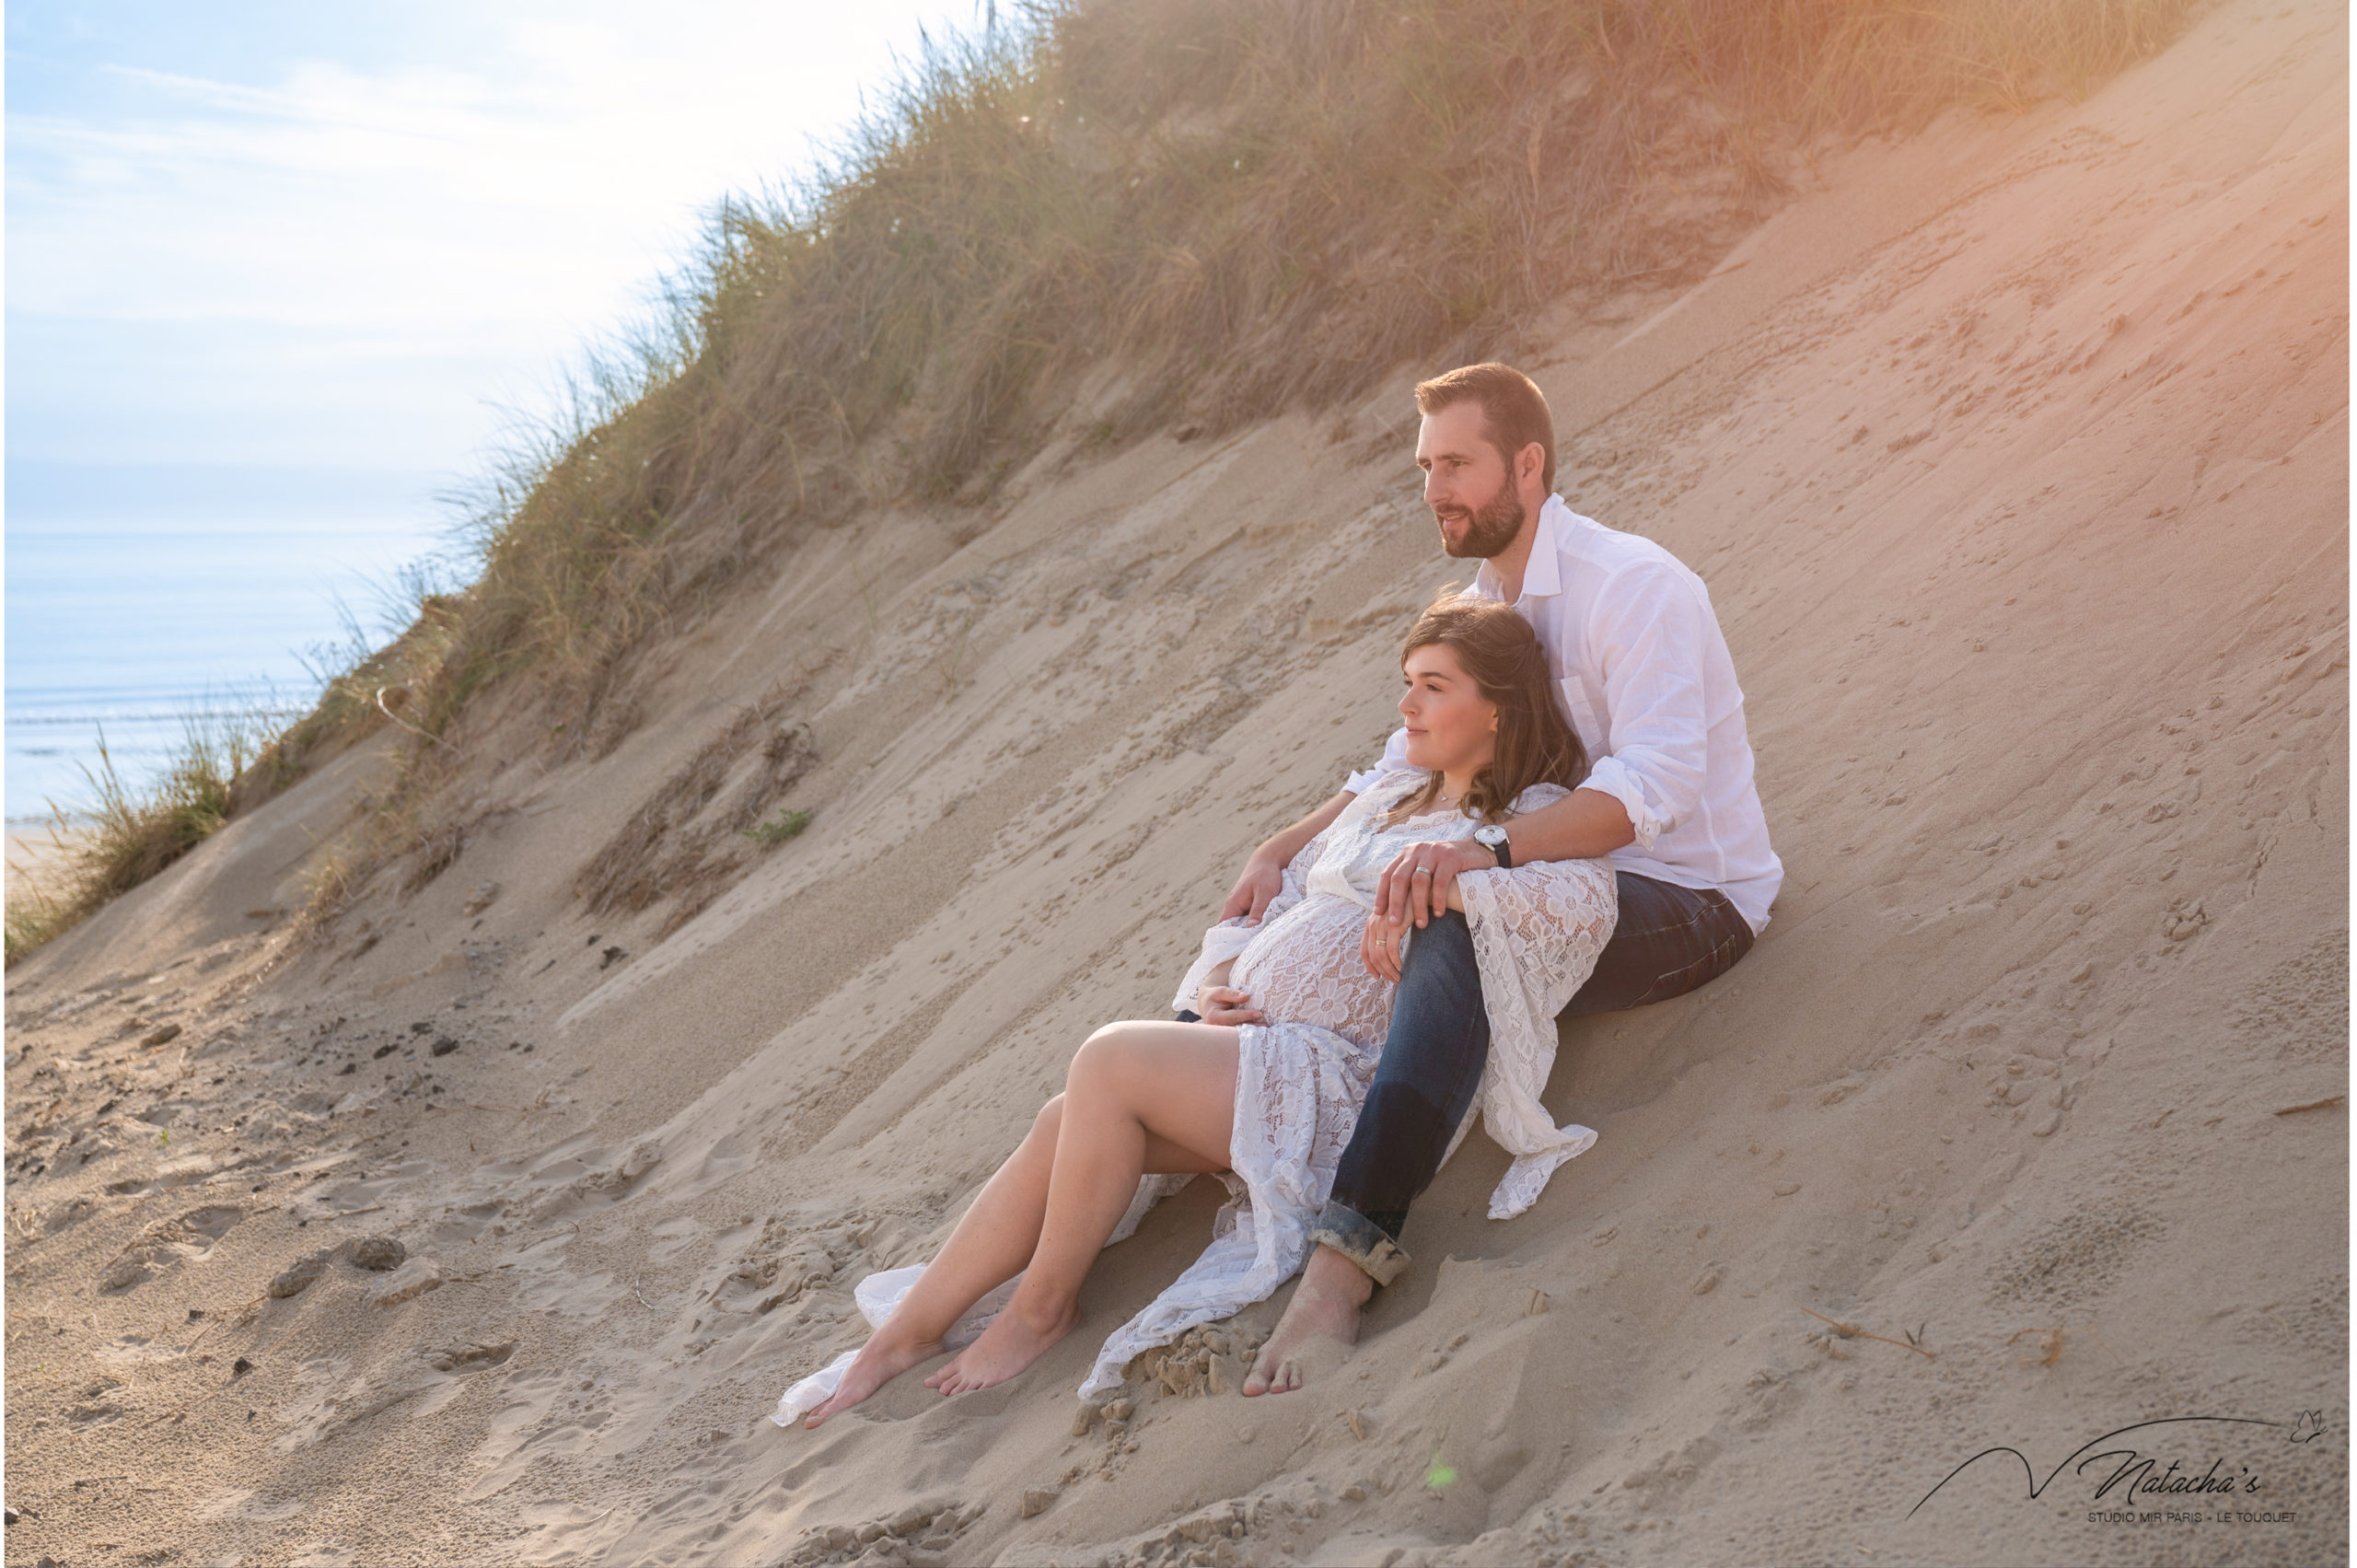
[772,767,1617,1424]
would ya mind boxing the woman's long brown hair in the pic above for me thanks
[1379,594,1589,828]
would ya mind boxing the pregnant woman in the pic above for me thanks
[785,596,1617,1427]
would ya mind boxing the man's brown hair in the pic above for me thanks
[1414,362,1557,493]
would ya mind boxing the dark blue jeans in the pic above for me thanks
[1312,871,1755,1280]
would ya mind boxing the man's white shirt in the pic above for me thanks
[1346,494,1782,932]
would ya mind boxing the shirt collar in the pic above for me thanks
[1474,493,1569,603]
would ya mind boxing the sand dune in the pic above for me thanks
[6,0,2345,1562]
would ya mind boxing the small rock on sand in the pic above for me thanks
[350,1235,407,1272]
[366,1257,442,1306]
[431,1036,460,1056]
[267,1249,333,1298]
[97,1259,149,1293]
[1019,1488,1056,1518]
[141,1024,182,1049]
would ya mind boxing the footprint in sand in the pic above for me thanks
[96,1203,244,1292]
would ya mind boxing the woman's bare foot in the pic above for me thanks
[1243,1245,1373,1396]
[804,1330,944,1428]
[931,1298,1079,1396]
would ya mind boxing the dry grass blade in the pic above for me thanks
[1801,1304,1937,1359]
[2006,1325,2065,1367]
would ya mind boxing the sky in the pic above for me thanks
[6,0,991,520]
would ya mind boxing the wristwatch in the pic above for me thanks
[1472,824,1514,868]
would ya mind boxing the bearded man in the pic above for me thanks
[1204,362,1782,1395]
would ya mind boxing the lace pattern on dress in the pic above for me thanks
[1457,853,1619,1217]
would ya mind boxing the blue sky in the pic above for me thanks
[6,0,986,519]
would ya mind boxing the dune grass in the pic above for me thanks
[401,0,2196,761]
[0,579,457,964]
[6,0,2196,958]
[4,716,275,964]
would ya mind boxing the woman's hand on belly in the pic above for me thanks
[1195,985,1266,1027]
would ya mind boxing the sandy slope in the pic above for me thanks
[6,0,2346,1562]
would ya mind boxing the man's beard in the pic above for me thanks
[1437,483,1526,559]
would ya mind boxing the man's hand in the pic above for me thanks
[1220,850,1288,926]
[1373,838,1496,932]
[1196,985,1266,1027]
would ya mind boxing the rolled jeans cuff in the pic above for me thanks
[1308,1200,1411,1288]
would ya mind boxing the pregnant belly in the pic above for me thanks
[1231,895,1394,1048]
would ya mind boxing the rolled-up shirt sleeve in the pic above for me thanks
[1577,564,1712,851]
[1575,756,1667,850]
[1341,725,1412,795]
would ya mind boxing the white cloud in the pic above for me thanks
[8,1,980,466]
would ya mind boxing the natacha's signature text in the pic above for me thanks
[1910,1413,2324,1518]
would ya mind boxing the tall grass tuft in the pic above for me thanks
[4,714,277,964]
[0,556,465,963]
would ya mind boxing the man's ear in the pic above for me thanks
[1518,441,1545,491]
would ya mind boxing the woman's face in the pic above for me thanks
[1398,642,1499,777]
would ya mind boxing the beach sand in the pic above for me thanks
[4,0,2345,1561]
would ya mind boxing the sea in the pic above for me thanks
[6,464,455,826]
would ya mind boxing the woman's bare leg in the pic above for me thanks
[806,1021,1238,1423]
[932,1021,1237,1396]
[804,1095,1068,1427]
